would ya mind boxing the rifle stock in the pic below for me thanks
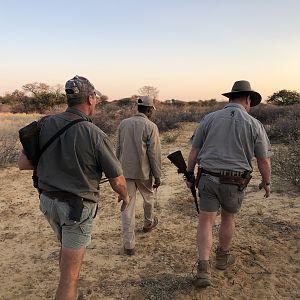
[167,150,199,214]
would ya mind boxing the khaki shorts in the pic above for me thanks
[198,174,245,213]
[39,193,98,249]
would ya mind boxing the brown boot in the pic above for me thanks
[215,246,235,270]
[193,260,211,288]
[142,216,158,233]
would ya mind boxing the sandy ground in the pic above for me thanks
[0,123,299,300]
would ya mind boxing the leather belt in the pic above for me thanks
[43,191,95,203]
[201,169,221,177]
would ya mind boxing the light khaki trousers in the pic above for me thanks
[121,178,154,249]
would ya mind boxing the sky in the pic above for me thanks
[0,0,299,102]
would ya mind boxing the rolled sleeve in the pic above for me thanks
[96,137,123,178]
[254,124,272,158]
[192,122,205,149]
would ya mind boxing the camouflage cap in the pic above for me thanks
[65,75,102,99]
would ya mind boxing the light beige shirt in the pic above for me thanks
[116,113,161,180]
[192,103,272,172]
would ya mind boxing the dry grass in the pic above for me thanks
[0,113,43,167]
[0,104,299,189]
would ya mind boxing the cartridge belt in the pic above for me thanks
[201,168,244,177]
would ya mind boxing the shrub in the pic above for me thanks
[272,140,300,188]
[0,133,20,167]
[250,104,285,124]
[267,116,300,143]
[162,132,179,144]
[250,104,300,143]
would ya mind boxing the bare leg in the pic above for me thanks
[219,209,235,251]
[197,211,217,260]
[55,246,86,300]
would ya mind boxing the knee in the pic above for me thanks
[221,209,235,219]
[198,212,216,226]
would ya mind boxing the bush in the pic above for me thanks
[250,104,300,143]
[267,116,300,143]
[272,140,300,188]
[0,133,20,167]
[250,104,285,124]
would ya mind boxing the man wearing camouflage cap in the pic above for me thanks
[186,80,272,288]
[116,96,162,255]
[19,75,129,299]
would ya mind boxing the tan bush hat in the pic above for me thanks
[137,96,156,110]
[222,80,261,107]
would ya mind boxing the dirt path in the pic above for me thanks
[0,123,299,299]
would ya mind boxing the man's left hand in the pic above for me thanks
[153,178,161,189]
[118,195,130,211]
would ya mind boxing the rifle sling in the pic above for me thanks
[38,118,87,162]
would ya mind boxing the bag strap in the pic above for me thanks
[38,118,87,162]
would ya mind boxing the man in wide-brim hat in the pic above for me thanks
[222,80,262,107]
[185,80,272,288]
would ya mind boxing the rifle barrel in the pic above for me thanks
[190,186,199,214]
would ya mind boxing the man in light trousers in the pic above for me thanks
[116,96,161,255]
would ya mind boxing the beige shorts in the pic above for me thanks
[198,174,245,213]
[39,193,97,249]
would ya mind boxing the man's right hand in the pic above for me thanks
[184,171,195,188]
[259,181,271,198]
[109,175,130,211]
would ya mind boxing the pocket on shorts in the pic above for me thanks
[222,185,245,213]
[39,194,49,215]
[198,176,206,191]
[78,202,96,234]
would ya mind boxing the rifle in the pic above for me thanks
[167,150,199,214]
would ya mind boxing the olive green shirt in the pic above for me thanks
[116,113,161,180]
[37,107,123,202]
[192,103,272,172]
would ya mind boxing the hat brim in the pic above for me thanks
[94,89,102,99]
[137,103,156,110]
[222,91,261,107]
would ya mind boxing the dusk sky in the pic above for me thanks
[0,0,299,102]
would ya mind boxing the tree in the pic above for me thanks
[1,89,26,105]
[267,90,300,106]
[138,85,159,100]
[21,82,66,112]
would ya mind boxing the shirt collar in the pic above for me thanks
[66,107,92,122]
[134,112,148,119]
[223,103,246,111]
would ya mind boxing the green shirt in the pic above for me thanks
[37,107,123,202]
[192,103,272,172]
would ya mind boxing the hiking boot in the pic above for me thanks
[124,247,135,256]
[193,260,211,289]
[143,216,158,233]
[215,246,235,270]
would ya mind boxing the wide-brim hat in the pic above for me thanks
[222,80,261,107]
